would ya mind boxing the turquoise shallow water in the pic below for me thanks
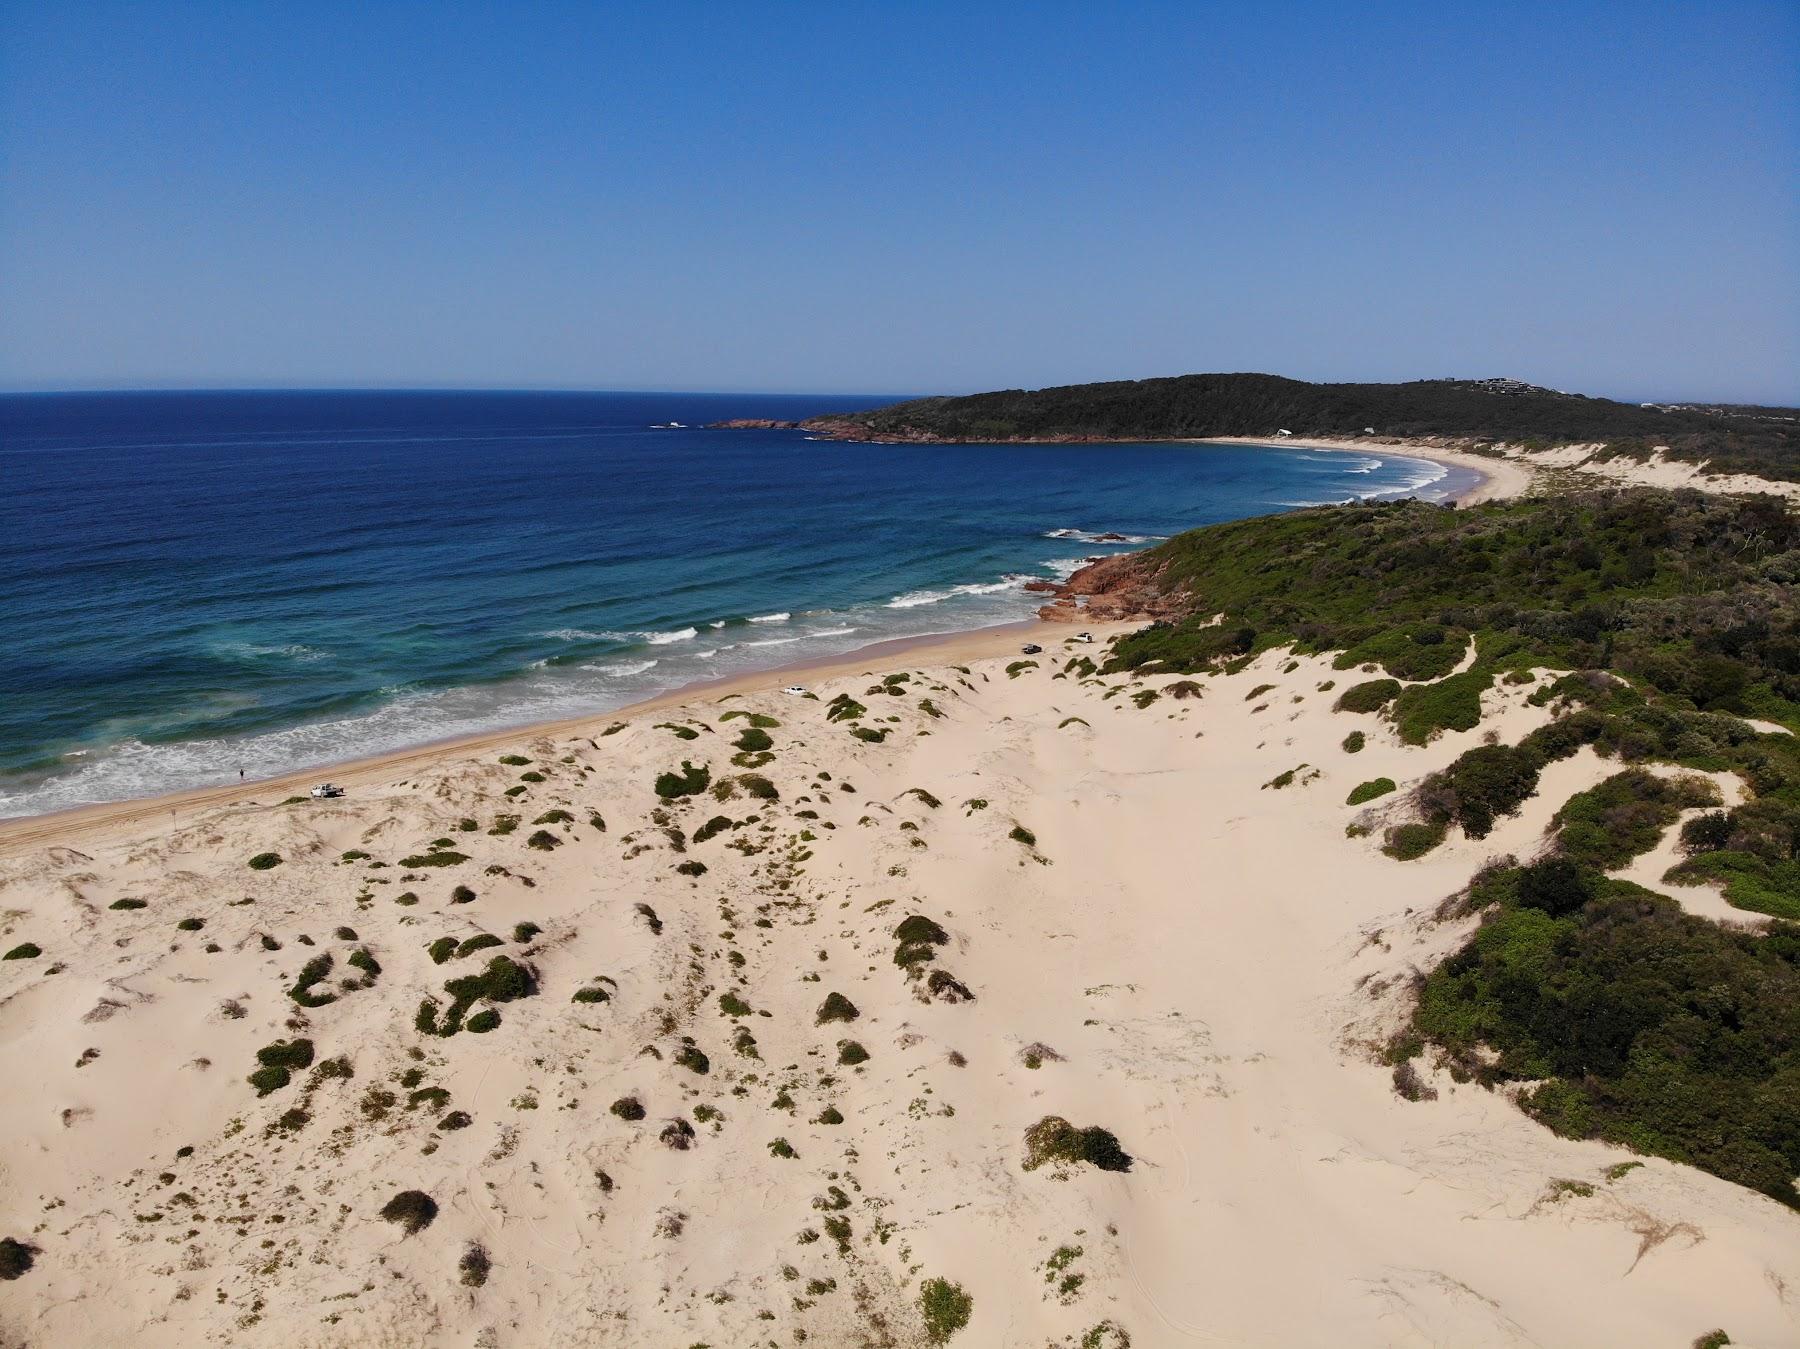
[0,390,1471,816]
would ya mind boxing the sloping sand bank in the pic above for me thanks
[1,636,1794,1347]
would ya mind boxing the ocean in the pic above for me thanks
[0,390,1474,817]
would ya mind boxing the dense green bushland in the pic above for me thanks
[1416,866,1800,1206]
[1100,488,1800,1203]
[815,374,1799,479]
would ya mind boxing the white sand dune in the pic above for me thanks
[1,634,1795,1347]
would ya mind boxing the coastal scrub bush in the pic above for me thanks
[733,727,773,753]
[1334,680,1401,715]
[1381,821,1446,861]
[1342,730,1366,753]
[736,773,778,801]
[1550,769,1719,871]
[459,1243,491,1288]
[379,1190,438,1235]
[825,694,866,723]
[0,1237,37,1281]
[466,1009,500,1033]
[693,815,734,843]
[451,885,476,904]
[919,1277,973,1343]
[1008,824,1037,847]
[526,829,561,851]
[654,761,711,800]
[110,898,148,910]
[3,943,41,960]
[1392,671,1491,744]
[455,934,504,959]
[817,992,859,1024]
[1346,778,1397,806]
[499,754,530,766]
[247,852,282,871]
[399,851,468,868]
[1021,1116,1132,1173]
[851,726,889,743]
[289,954,336,1007]
[610,1096,645,1121]
[534,809,573,825]
[837,1039,869,1066]
[176,917,205,931]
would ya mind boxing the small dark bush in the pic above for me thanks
[399,851,468,868]
[439,1110,473,1130]
[466,1009,500,1033]
[247,852,282,871]
[3,943,41,960]
[379,1190,438,1235]
[919,1276,973,1343]
[816,992,859,1024]
[1346,778,1396,806]
[837,1040,869,1066]
[451,885,476,904]
[526,830,560,851]
[456,934,505,959]
[610,1096,646,1121]
[0,1237,37,1281]
[460,1243,492,1287]
[110,898,148,911]
[654,761,711,800]
[428,936,457,964]
[1021,1115,1132,1173]
[1515,856,1595,917]
[175,918,204,932]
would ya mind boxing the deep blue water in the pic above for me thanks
[0,390,1470,816]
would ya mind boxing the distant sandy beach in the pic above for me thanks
[1193,435,1535,504]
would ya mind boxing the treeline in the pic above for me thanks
[813,373,1800,480]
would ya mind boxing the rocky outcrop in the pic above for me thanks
[1033,552,1189,624]
[705,419,803,430]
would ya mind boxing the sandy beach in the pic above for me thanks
[2,621,1795,1347]
[1192,435,1534,505]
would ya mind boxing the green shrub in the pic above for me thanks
[1342,730,1366,753]
[675,860,707,876]
[247,852,282,871]
[851,725,889,743]
[654,761,711,800]
[399,851,468,868]
[175,917,204,931]
[1391,671,1490,745]
[826,694,866,722]
[248,1065,291,1096]
[1381,821,1446,860]
[817,992,859,1024]
[109,898,148,910]
[1008,824,1036,847]
[450,885,476,904]
[459,1244,492,1288]
[499,754,530,766]
[3,943,41,960]
[1334,679,1401,714]
[534,809,573,825]
[456,934,504,959]
[610,1096,645,1121]
[379,1190,438,1235]
[256,1038,315,1071]
[526,829,560,851]
[837,1040,869,1066]
[693,815,734,843]
[674,1043,710,1074]
[512,922,541,943]
[466,1009,500,1033]
[719,991,752,1016]
[289,954,336,1007]
[736,773,779,801]
[1346,778,1396,806]
[1021,1115,1133,1172]
[919,1277,973,1342]
[734,727,773,753]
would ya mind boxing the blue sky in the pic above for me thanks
[2,1,1795,402]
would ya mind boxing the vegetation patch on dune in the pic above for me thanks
[1022,1116,1132,1173]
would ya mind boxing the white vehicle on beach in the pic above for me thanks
[309,782,344,799]
[1073,631,1094,643]
[782,685,806,696]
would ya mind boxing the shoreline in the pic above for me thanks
[1186,434,1532,504]
[0,617,1137,853]
[0,437,1515,842]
